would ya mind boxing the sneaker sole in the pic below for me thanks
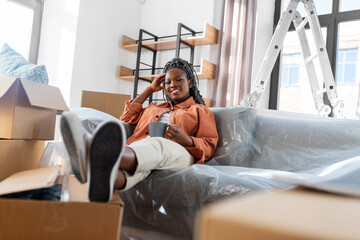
[89,122,124,202]
[60,113,87,184]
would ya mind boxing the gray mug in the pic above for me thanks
[149,121,168,137]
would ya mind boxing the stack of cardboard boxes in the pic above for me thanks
[0,77,124,240]
[0,77,68,181]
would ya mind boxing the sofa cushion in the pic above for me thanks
[250,109,360,171]
[207,106,256,167]
[0,43,49,84]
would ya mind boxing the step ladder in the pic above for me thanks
[242,0,345,118]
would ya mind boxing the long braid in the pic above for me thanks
[162,58,206,105]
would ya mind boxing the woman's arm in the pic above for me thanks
[185,106,219,163]
[120,73,166,123]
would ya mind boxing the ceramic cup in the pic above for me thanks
[149,121,168,137]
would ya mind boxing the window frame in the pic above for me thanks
[270,0,360,110]
[280,53,301,87]
[336,48,358,84]
[7,0,44,64]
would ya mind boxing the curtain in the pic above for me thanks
[211,0,257,107]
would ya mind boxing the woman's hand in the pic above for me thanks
[133,73,166,104]
[150,73,166,92]
[164,123,194,147]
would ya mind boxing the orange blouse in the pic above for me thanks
[120,97,218,164]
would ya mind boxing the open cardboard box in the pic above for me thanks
[0,167,124,240]
[195,187,360,240]
[0,77,68,139]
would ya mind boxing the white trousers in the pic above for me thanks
[122,137,195,190]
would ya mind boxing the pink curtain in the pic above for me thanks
[211,0,257,107]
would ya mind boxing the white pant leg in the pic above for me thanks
[122,137,194,190]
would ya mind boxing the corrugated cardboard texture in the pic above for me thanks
[195,188,360,240]
[0,197,123,240]
[0,80,17,138]
[0,166,59,195]
[0,78,68,139]
[20,78,68,111]
[13,82,56,139]
[81,90,131,119]
[0,140,45,181]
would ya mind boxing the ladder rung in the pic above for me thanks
[305,53,318,63]
[296,17,309,32]
[316,88,327,95]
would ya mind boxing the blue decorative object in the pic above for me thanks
[0,43,49,84]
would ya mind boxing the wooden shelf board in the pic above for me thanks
[121,22,218,52]
[118,59,215,81]
[121,41,190,52]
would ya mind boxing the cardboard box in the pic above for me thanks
[0,77,68,139]
[0,167,124,240]
[81,90,131,119]
[0,140,45,181]
[203,97,212,107]
[195,188,360,240]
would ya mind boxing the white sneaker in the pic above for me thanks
[88,120,126,202]
[60,112,89,184]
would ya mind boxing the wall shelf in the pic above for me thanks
[118,59,215,81]
[119,22,218,100]
[121,22,218,52]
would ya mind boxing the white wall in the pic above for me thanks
[70,0,142,107]
[37,0,80,106]
[252,0,276,109]
[38,0,275,108]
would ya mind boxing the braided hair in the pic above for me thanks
[162,57,205,105]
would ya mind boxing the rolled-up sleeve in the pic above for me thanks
[185,106,218,164]
[119,100,144,124]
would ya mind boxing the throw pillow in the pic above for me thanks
[0,43,49,84]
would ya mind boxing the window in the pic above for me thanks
[281,53,300,87]
[283,0,333,16]
[336,48,358,84]
[0,0,43,63]
[271,0,360,119]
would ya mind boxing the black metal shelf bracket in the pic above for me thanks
[133,29,158,101]
[176,23,196,64]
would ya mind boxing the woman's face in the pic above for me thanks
[165,68,192,104]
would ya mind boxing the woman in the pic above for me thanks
[61,58,218,202]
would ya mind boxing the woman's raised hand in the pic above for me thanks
[150,73,166,92]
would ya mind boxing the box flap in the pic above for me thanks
[0,166,60,195]
[0,77,17,98]
[19,78,68,111]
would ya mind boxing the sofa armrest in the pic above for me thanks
[207,106,256,167]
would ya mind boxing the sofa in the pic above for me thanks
[115,106,360,240]
[45,106,360,240]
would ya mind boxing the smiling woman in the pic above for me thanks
[0,0,43,64]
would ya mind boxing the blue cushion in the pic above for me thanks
[0,43,48,84]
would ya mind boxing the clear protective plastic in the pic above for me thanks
[119,107,360,240]
[41,107,360,240]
